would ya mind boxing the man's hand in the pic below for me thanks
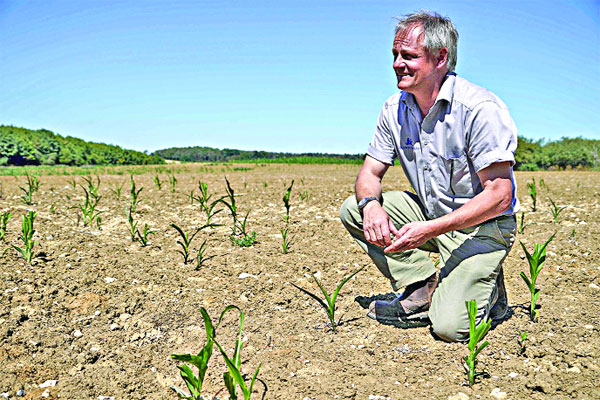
[362,201,399,247]
[384,221,433,253]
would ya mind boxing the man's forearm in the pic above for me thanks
[355,171,383,202]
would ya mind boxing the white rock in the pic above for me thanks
[109,323,120,331]
[41,389,50,398]
[448,393,469,400]
[567,366,581,373]
[490,388,507,399]
[73,330,83,338]
[0,393,9,398]
[508,372,518,378]
[39,380,57,388]
[238,273,258,279]
[104,277,116,283]
[584,325,594,329]
[98,396,115,400]
[589,283,599,290]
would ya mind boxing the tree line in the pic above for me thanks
[0,125,164,166]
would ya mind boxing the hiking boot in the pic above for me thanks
[490,268,508,321]
[366,272,437,328]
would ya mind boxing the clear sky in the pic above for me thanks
[1,0,598,154]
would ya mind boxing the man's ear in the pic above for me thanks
[436,48,448,69]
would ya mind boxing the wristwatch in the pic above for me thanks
[358,196,380,213]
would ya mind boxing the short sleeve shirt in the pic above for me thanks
[367,73,520,219]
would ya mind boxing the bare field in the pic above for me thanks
[0,164,598,399]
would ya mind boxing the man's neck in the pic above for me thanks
[412,74,446,119]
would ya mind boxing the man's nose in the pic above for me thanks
[393,56,404,69]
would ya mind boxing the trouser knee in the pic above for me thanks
[430,314,468,343]
[339,195,358,226]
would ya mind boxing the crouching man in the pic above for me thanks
[340,11,518,342]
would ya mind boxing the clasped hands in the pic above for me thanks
[362,204,432,253]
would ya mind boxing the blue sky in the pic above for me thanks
[1,0,598,154]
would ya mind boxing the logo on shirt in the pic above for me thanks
[401,135,419,150]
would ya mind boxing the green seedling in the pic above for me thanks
[463,299,491,387]
[299,190,309,202]
[153,175,162,190]
[129,175,143,213]
[222,177,238,235]
[12,211,38,263]
[171,306,234,400]
[214,306,261,400]
[127,207,139,242]
[520,232,555,321]
[570,229,576,239]
[292,265,365,333]
[75,186,104,227]
[110,182,124,199]
[82,175,101,200]
[548,198,567,224]
[67,177,77,189]
[230,212,257,247]
[169,174,178,193]
[171,223,214,264]
[0,211,12,243]
[280,227,292,254]
[196,182,223,225]
[517,329,528,355]
[195,239,217,270]
[527,178,537,211]
[539,178,547,190]
[17,174,40,205]
[136,223,155,247]
[282,180,294,223]
[518,212,526,234]
[300,177,305,186]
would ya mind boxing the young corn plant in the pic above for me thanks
[196,182,223,225]
[170,306,232,400]
[129,175,143,213]
[517,329,528,355]
[67,177,77,189]
[136,223,155,247]
[280,227,292,254]
[299,190,309,202]
[548,198,567,224]
[81,175,101,201]
[517,212,526,234]
[110,182,124,200]
[171,223,214,264]
[222,177,238,235]
[76,187,104,228]
[282,180,294,223]
[527,178,537,212]
[169,174,178,193]
[539,178,547,190]
[214,306,261,400]
[195,239,217,270]
[292,265,365,333]
[153,175,162,190]
[12,211,38,263]
[127,207,139,242]
[520,232,556,321]
[230,212,257,247]
[463,299,491,387]
[17,174,40,205]
[0,211,12,243]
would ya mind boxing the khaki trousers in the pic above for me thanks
[339,191,516,341]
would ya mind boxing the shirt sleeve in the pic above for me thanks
[366,102,397,165]
[465,100,518,172]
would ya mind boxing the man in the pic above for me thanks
[339,11,518,342]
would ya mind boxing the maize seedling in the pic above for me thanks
[520,232,556,321]
[17,174,40,205]
[81,175,101,201]
[75,187,104,228]
[539,178,547,190]
[195,239,217,270]
[517,329,528,355]
[280,227,292,254]
[463,299,491,387]
[136,223,155,247]
[67,177,77,189]
[170,306,233,400]
[221,177,238,235]
[548,198,567,224]
[110,182,124,199]
[292,265,365,333]
[214,306,261,400]
[169,174,178,193]
[171,223,215,264]
[153,175,162,190]
[527,178,537,212]
[283,180,294,223]
[299,190,309,202]
[129,175,143,213]
[0,211,11,243]
[127,207,139,242]
[230,212,257,247]
[517,212,526,234]
[12,211,38,263]
[196,182,223,225]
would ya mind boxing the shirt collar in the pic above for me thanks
[400,72,457,108]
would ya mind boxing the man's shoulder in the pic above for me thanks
[381,92,402,109]
[452,76,509,111]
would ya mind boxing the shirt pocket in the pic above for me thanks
[434,153,471,197]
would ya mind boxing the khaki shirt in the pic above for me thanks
[367,73,520,219]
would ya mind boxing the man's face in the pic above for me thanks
[392,25,443,94]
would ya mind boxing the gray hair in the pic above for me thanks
[395,10,458,72]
